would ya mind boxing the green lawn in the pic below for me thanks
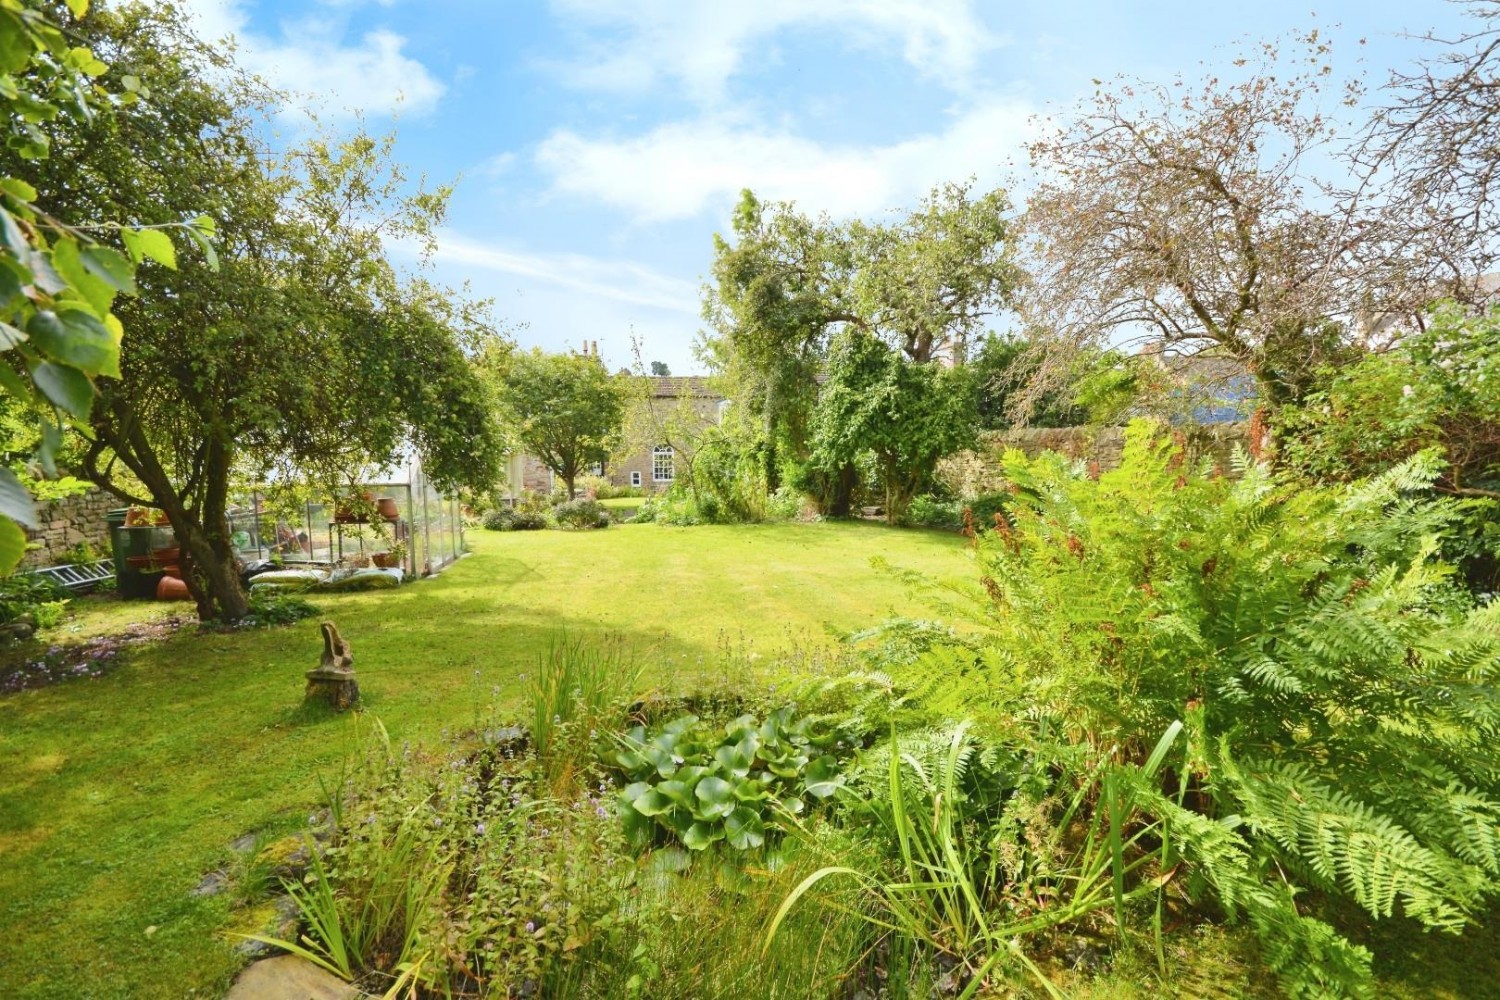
[0,520,970,999]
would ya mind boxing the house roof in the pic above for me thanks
[650,375,720,399]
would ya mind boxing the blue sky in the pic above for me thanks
[179,0,1472,373]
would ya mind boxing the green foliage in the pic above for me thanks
[552,498,609,530]
[972,333,1089,429]
[967,419,1500,996]
[703,183,1017,505]
[613,709,847,853]
[905,493,962,530]
[0,1,213,571]
[491,349,625,499]
[4,4,504,620]
[244,592,318,628]
[1278,304,1500,587]
[528,636,639,789]
[481,507,513,531]
[0,570,66,627]
[811,330,976,523]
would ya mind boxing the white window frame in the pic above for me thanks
[652,446,675,483]
[630,470,642,487]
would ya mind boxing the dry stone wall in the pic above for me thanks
[937,423,1251,497]
[22,488,117,568]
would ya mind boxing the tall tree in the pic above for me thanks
[1020,35,1396,411]
[493,349,624,499]
[1361,1,1500,300]
[810,330,975,523]
[5,3,504,620]
[704,182,1016,497]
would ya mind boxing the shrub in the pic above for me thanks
[765,485,804,521]
[963,420,1500,997]
[0,573,68,630]
[481,508,514,531]
[553,498,609,530]
[508,511,548,531]
[904,494,961,530]
[245,592,319,627]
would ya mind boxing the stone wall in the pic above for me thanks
[937,423,1252,497]
[22,488,118,568]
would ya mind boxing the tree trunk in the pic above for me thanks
[90,401,251,623]
[827,462,857,517]
[564,472,577,499]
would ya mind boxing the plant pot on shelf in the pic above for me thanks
[371,551,398,569]
[375,496,399,520]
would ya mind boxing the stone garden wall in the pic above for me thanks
[936,423,1253,498]
[22,488,117,568]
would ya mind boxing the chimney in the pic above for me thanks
[592,340,599,357]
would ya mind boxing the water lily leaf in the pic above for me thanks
[663,714,699,735]
[644,846,691,874]
[725,714,758,741]
[681,821,723,852]
[804,755,843,799]
[620,804,654,849]
[615,750,648,774]
[657,780,693,808]
[778,796,805,816]
[620,781,652,804]
[714,744,752,778]
[724,807,766,850]
[732,778,769,802]
[631,789,675,817]
[694,776,735,819]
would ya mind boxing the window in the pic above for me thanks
[589,461,604,476]
[652,446,674,483]
[630,470,642,487]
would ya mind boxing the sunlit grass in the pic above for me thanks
[0,520,969,999]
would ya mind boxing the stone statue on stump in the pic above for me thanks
[304,622,359,710]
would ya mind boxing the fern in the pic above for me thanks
[947,418,1500,996]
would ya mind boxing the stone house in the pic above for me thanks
[501,375,725,499]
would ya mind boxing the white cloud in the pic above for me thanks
[177,0,444,120]
[534,98,1037,223]
[549,0,1003,100]
[424,232,700,314]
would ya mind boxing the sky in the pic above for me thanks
[176,0,1476,374]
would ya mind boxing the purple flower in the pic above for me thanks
[525,921,536,933]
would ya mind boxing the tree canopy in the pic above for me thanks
[1,2,504,619]
[492,349,625,499]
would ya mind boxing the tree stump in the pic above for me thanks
[304,622,358,710]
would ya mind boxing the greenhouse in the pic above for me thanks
[226,456,465,578]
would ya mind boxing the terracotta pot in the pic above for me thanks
[156,575,192,601]
[151,546,181,564]
[372,551,398,569]
[375,496,399,520]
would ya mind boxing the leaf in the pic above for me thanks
[48,238,114,314]
[28,305,119,377]
[681,821,723,851]
[0,11,31,76]
[0,177,36,202]
[714,744,752,779]
[619,781,651,804]
[0,515,25,574]
[0,321,25,349]
[66,0,90,18]
[694,776,736,819]
[0,466,36,528]
[724,807,766,850]
[81,245,136,294]
[31,360,94,417]
[121,228,176,270]
[630,790,675,817]
[803,755,843,799]
[656,780,693,809]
